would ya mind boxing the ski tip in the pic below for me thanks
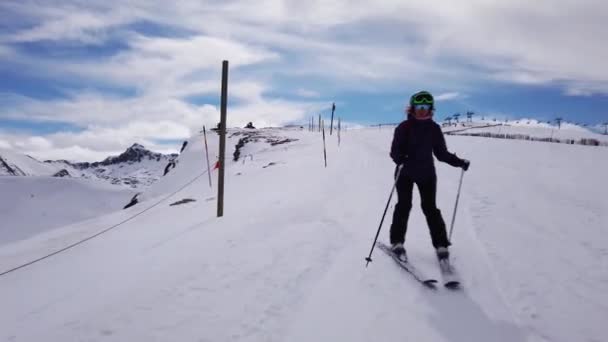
[444,281,461,290]
[423,279,438,289]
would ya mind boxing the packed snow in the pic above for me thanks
[1,125,607,342]
[0,176,136,246]
[442,119,608,145]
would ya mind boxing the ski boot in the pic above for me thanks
[436,246,449,260]
[391,243,407,262]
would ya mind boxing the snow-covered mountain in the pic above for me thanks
[0,143,179,188]
[1,125,607,342]
[0,150,56,176]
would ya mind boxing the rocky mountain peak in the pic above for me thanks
[128,143,146,151]
[98,143,163,166]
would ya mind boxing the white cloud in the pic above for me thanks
[3,0,607,90]
[295,89,321,98]
[7,12,123,44]
[435,92,461,101]
[28,145,126,163]
[1,92,213,127]
[2,0,608,160]
[424,0,608,93]
[7,0,605,93]
[227,98,326,128]
[59,34,281,95]
[565,88,594,97]
[0,44,12,57]
[0,1,140,44]
[0,88,324,161]
[24,136,53,150]
[5,1,607,93]
[0,79,320,129]
[0,129,182,163]
[563,81,608,97]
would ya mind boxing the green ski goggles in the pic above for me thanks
[411,92,434,105]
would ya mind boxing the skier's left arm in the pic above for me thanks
[432,124,469,170]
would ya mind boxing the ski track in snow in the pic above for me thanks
[453,136,608,342]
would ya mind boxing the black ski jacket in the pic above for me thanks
[390,118,464,181]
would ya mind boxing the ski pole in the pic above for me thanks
[448,168,465,242]
[365,164,403,267]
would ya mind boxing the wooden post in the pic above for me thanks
[338,117,341,147]
[322,120,327,167]
[203,126,212,187]
[318,114,321,133]
[330,102,335,135]
[218,60,228,217]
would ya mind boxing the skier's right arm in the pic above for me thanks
[390,124,408,165]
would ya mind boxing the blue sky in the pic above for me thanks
[0,0,607,161]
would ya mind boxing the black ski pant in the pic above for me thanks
[389,173,451,249]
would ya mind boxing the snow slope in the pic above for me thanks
[0,176,136,246]
[443,119,608,144]
[0,126,607,342]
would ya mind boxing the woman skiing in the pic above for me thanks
[389,91,470,262]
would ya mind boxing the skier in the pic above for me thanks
[389,91,470,262]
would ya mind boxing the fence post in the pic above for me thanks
[322,120,327,167]
[217,60,229,217]
[338,117,341,147]
[203,126,212,187]
[318,114,321,133]
[330,102,335,135]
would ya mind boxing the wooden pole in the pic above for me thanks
[330,102,335,135]
[218,60,229,217]
[318,114,321,133]
[338,117,341,147]
[322,120,327,167]
[203,126,212,187]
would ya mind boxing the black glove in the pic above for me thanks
[461,159,470,171]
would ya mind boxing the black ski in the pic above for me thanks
[376,242,438,289]
[437,258,461,289]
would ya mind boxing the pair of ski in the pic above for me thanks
[376,242,460,290]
